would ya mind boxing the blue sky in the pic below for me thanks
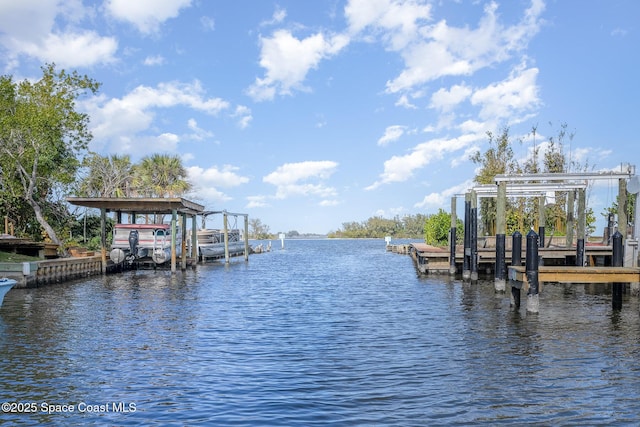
[0,0,638,234]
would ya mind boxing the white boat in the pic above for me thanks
[110,223,181,265]
[0,278,17,306]
[197,228,245,259]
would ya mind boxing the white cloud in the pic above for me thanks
[188,164,249,188]
[414,179,475,210]
[247,30,349,101]
[367,133,482,189]
[106,0,192,34]
[233,105,253,129]
[261,7,287,27]
[0,0,117,69]
[143,55,165,66]
[86,80,229,140]
[395,94,418,109]
[246,195,270,209]
[187,164,250,203]
[345,0,433,50]
[378,125,407,146]
[470,65,540,121]
[430,84,472,112]
[200,16,215,32]
[382,1,545,94]
[186,118,214,142]
[263,160,339,199]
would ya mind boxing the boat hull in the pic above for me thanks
[0,278,17,306]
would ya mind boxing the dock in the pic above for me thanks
[398,242,615,275]
[508,265,640,293]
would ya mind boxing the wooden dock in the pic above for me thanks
[508,265,640,293]
[400,242,615,275]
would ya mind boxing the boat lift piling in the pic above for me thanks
[612,231,624,310]
[525,229,540,314]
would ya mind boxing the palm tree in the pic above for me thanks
[132,154,192,197]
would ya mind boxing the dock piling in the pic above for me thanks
[612,231,624,310]
[526,229,540,313]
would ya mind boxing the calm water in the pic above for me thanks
[1,239,640,426]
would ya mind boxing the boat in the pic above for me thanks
[109,223,181,265]
[197,228,246,259]
[0,278,17,306]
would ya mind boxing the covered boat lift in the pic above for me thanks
[67,197,205,273]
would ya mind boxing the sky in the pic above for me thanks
[0,0,638,235]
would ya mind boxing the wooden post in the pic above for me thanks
[538,195,546,248]
[618,178,628,240]
[495,181,507,291]
[449,196,457,275]
[244,215,249,261]
[612,231,624,310]
[223,211,230,264]
[511,231,523,308]
[566,190,575,248]
[526,229,540,313]
[181,214,187,270]
[470,190,478,281]
[576,188,586,266]
[100,208,107,274]
[171,209,177,273]
[463,193,471,280]
[191,215,198,267]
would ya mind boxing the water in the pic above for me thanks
[1,239,639,426]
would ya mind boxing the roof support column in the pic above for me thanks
[495,181,507,292]
[171,208,177,273]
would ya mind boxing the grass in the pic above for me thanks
[0,250,42,263]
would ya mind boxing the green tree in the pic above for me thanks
[0,64,100,245]
[78,153,133,197]
[249,218,271,239]
[132,153,192,197]
[424,208,463,246]
[470,127,519,235]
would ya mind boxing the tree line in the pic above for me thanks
[327,214,427,239]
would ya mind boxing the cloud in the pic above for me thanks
[345,0,433,50]
[382,1,545,94]
[414,179,475,210]
[232,105,253,129]
[261,7,287,27]
[263,160,339,199]
[0,1,117,69]
[395,94,418,109]
[143,55,165,66]
[246,195,270,208]
[378,125,407,146]
[430,84,472,112]
[471,64,541,121]
[366,133,482,189]
[85,80,229,139]
[16,31,118,68]
[105,0,192,34]
[200,16,215,32]
[186,118,215,142]
[187,164,250,203]
[82,80,251,157]
[247,30,349,101]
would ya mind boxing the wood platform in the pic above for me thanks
[406,242,615,275]
[508,265,640,293]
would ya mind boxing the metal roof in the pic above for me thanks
[66,197,205,216]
